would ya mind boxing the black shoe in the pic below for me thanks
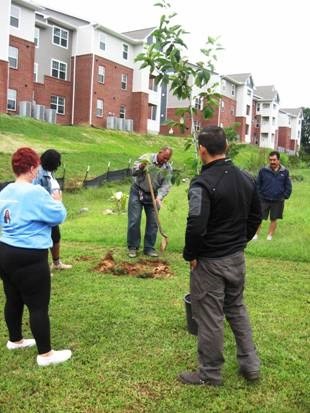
[239,369,260,382]
[178,371,222,386]
[144,250,159,257]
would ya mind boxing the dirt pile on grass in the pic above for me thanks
[95,251,172,279]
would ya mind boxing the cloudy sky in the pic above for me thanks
[37,0,309,108]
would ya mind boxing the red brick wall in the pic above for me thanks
[217,96,236,127]
[34,76,72,124]
[132,92,148,134]
[289,139,297,152]
[0,60,8,112]
[278,127,291,150]
[8,36,34,112]
[73,55,134,128]
[236,116,246,142]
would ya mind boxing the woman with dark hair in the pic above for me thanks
[0,147,72,366]
[33,149,72,271]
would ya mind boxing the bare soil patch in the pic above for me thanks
[95,251,172,279]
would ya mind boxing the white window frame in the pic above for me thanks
[121,74,128,90]
[221,79,226,91]
[98,65,105,84]
[231,84,235,96]
[96,99,104,117]
[119,105,126,119]
[50,95,65,115]
[10,5,20,28]
[34,27,40,48]
[122,43,128,60]
[52,26,69,49]
[51,59,67,80]
[99,33,106,51]
[34,62,38,82]
[9,46,18,69]
[7,89,17,111]
[194,97,203,110]
[193,120,201,132]
[149,104,157,121]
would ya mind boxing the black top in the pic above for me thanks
[183,158,262,260]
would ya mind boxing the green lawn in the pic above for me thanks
[0,116,309,412]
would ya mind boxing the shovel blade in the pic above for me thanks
[160,236,168,252]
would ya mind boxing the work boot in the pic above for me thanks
[128,249,137,258]
[178,371,222,386]
[239,369,260,382]
[144,250,159,257]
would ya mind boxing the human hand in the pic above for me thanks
[190,259,198,270]
[156,197,162,209]
[52,189,62,201]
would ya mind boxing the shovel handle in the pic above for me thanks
[146,171,168,238]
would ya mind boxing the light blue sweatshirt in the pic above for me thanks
[0,182,67,249]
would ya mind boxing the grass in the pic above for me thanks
[0,116,309,412]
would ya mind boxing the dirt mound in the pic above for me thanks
[95,251,172,279]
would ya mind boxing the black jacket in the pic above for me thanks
[183,158,262,260]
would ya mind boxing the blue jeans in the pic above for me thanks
[127,185,158,252]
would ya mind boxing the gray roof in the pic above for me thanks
[224,73,252,84]
[122,27,155,40]
[37,7,91,26]
[280,108,303,117]
[255,85,279,101]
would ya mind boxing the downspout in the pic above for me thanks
[89,27,95,126]
[217,97,221,126]
[71,42,76,125]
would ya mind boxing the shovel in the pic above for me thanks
[146,171,168,252]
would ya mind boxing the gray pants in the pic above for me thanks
[190,251,260,382]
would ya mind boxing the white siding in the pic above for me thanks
[0,0,10,61]
[10,3,35,43]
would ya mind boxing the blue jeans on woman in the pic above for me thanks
[127,185,158,253]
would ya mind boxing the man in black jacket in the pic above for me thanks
[179,126,262,386]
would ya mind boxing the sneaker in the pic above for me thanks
[7,338,36,350]
[178,371,222,386]
[252,234,258,241]
[51,261,72,270]
[128,249,137,258]
[37,349,72,367]
[239,369,260,382]
[266,234,273,241]
[144,250,159,258]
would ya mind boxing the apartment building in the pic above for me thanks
[0,0,303,153]
[0,0,162,134]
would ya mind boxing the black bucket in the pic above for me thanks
[184,293,198,336]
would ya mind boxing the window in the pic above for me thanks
[245,124,249,135]
[261,133,268,139]
[193,120,201,132]
[119,105,126,119]
[149,75,157,91]
[247,89,252,96]
[50,95,65,114]
[273,103,277,109]
[52,26,68,48]
[98,66,105,83]
[272,117,276,125]
[7,89,17,111]
[262,103,270,108]
[9,46,18,69]
[34,63,38,82]
[10,5,20,28]
[262,116,269,123]
[122,44,128,60]
[148,104,157,121]
[99,33,106,51]
[221,100,225,112]
[121,74,128,90]
[230,107,235,116]
[194,97,203,110]
[51,59,67,80]
[246,105,250,115]
[231,84,235,96]
[257,104,260,112]
[96,99,104,117]
[221,79,226,91]
[34,27,40,48]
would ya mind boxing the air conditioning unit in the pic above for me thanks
[19,101,32,117]
[44,108,57,124]
[124,119,133,132]
[32,104,45,120]
[107,116,116,129]
[116,117,125,130]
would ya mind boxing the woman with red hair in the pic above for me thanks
[0,147,72,366]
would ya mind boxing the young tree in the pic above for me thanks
[301,107,310,154]
[135,0,222,169]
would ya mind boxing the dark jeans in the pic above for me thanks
[127,185,158,252]
[0,242,52,354]
[190,251,260,382]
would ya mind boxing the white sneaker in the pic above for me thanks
[37,349,72,366]
[267,234,273,241]
[252,234,258,241]
[51,261,72,270]
[7,338,36,350]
